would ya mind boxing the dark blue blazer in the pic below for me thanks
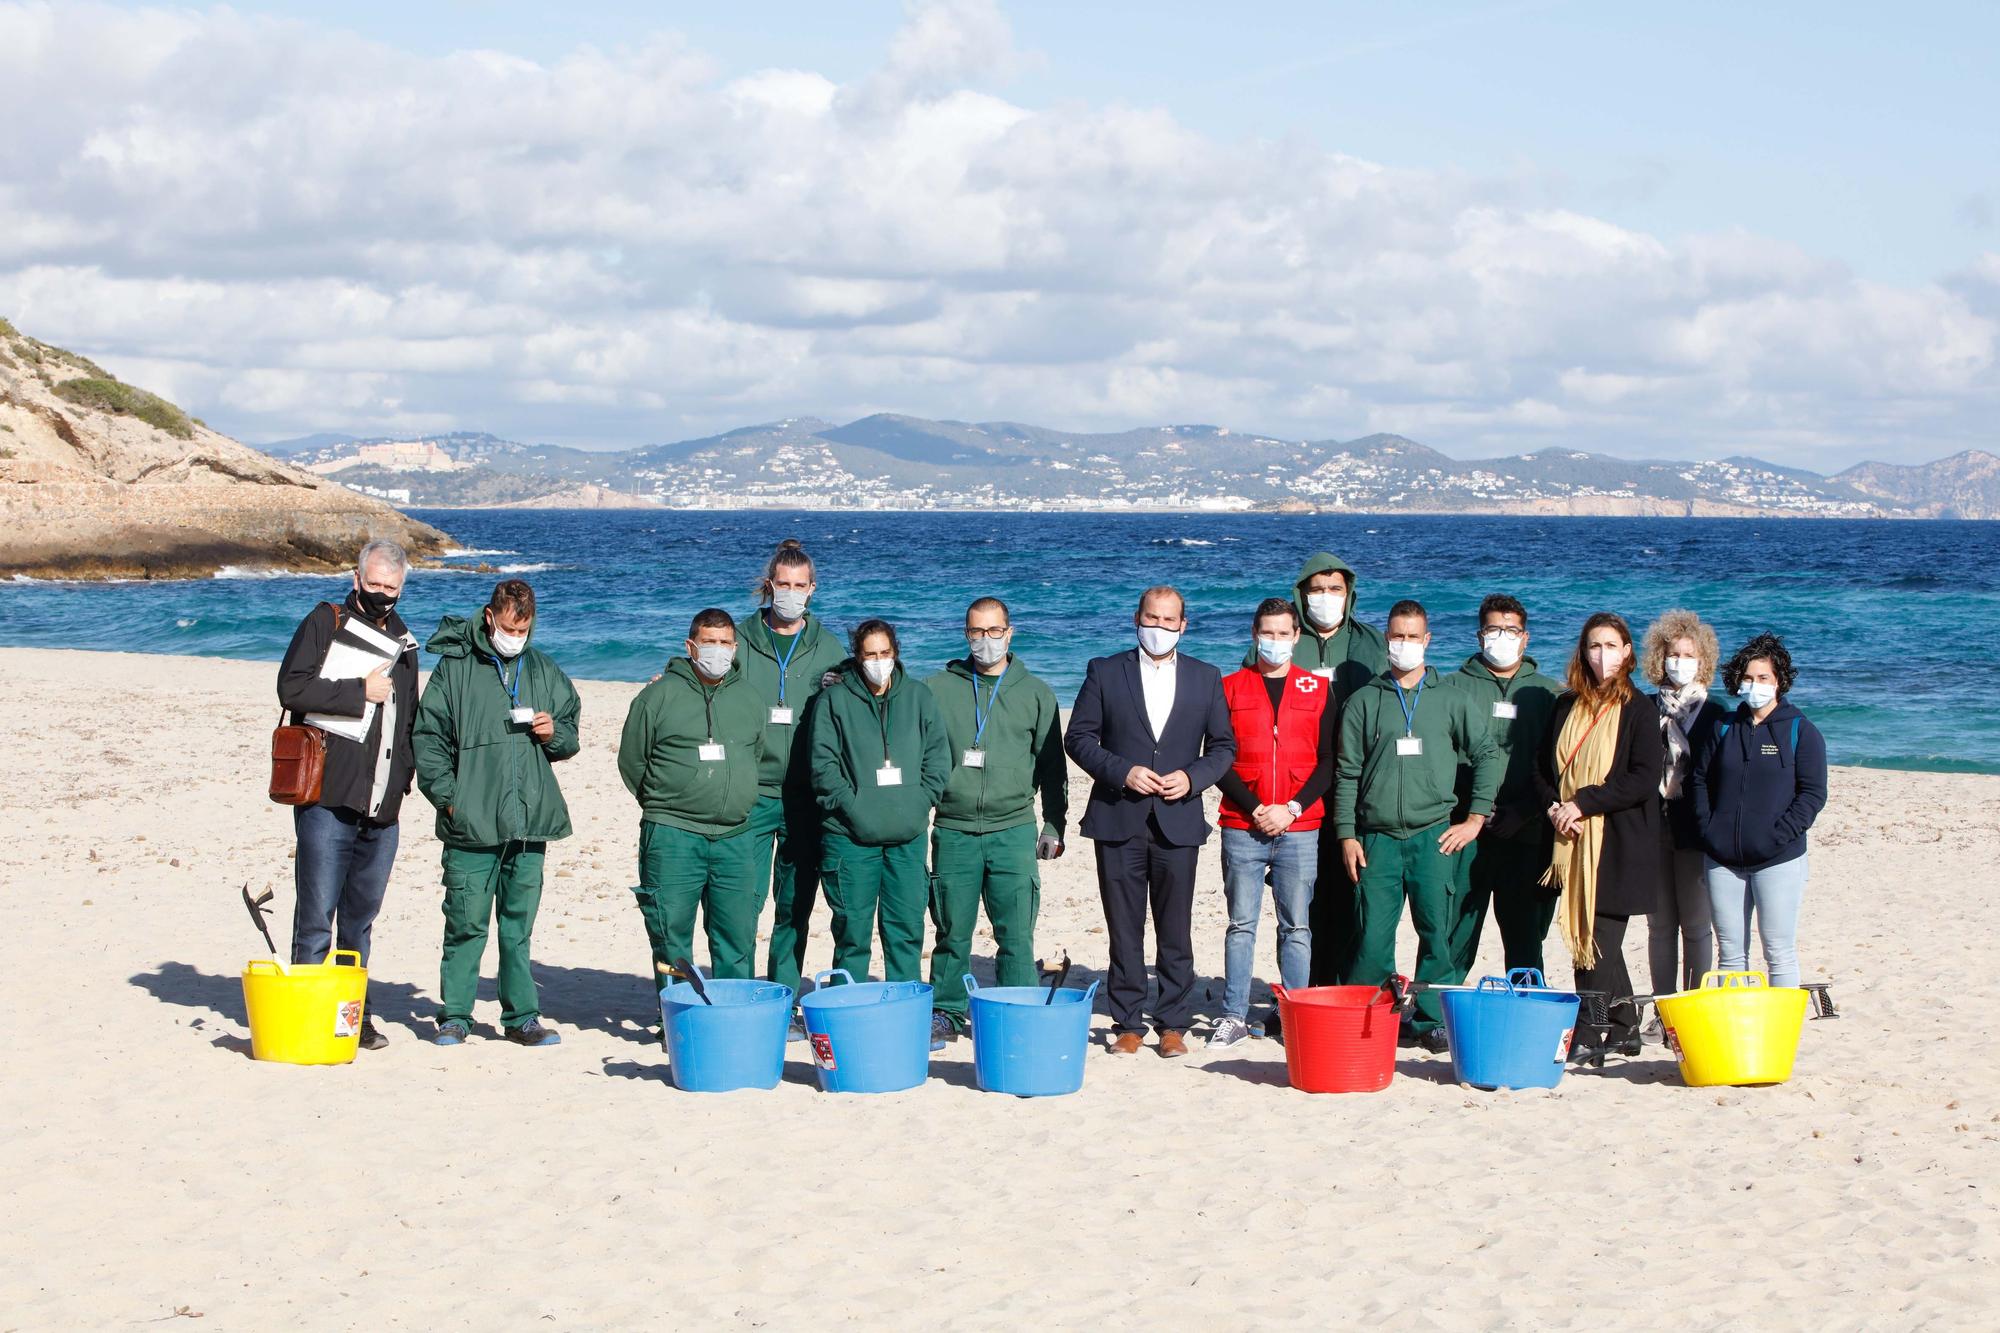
[1064,648,1237,847]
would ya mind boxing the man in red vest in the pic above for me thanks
[1210,597,1337,1047]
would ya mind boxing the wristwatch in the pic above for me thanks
[1286,800,1303,818]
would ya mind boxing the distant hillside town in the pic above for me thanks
[262,418,2000,520]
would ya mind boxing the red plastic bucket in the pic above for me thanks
[1272,981,1402,1093]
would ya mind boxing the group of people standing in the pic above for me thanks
[275,538,1827,1065]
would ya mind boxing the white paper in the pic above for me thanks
[304,619,399,743]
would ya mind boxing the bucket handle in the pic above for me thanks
[1507,967,1548,990]
[245,958,285,976]
[1475,975,1518,995]
[1270,983,1287,1004]
[962,974,979,994]
[1699,970,1768,990]
[326,949,362,969]
[813,968,856,989]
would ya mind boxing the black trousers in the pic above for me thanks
[1094,829,1199,1034]
[1308,822,1358,986]
[1574,911,1642,1039]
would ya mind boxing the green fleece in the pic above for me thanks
[412,615,580,848]
[808,663,952,846]
[1242,551,1390,701]
[1450,653,1563,841]
[1332,666,1503,839]
[735,611,847,796]
[923,656,1068,838]
[617,657,767,836]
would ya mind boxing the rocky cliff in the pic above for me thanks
[0,318,449,579]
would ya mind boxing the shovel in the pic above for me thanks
[1038,952,1073,1005]
[669,956,713,1005]
[241,883,279,959]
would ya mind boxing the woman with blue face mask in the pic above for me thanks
[1686,633,1828,989]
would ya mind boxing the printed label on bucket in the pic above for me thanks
[1663,1026,1683,1060]
[810,1032,837,1071]
[1555,1026,1573,1062]
[334,1000,362,1039]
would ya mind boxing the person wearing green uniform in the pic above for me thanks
[618,608,768,982]
[1449,594,1562,978]
[1333,599,1503,1052]
[923,597,1070,1046]
[412,578,581,1048]
[735,539,848,992]
[1242,552,1391,991]
[808,619,952,995]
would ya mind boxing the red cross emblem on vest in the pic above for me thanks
[1292,675,1321,695]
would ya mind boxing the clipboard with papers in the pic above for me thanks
[305,617,401,743]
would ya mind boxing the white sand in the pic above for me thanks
[3,647,1996,1329]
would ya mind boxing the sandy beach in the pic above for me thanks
[3,645,1996,1330]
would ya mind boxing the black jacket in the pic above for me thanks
[1659,693,1729,851]
[1535,692,1665,916]
[1687,699,1827,871]
[276,592,421,823]
[1064,649,1236,848]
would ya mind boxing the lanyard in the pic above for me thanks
[493,656,521,708]
[971,670,1004,747]
[1392,676,1424,737]
[771,621,802,705]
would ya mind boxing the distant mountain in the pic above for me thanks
[246,414,1989,519]
[1836,450,2000,520]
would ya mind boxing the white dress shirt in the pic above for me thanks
[1139,650,1177,738]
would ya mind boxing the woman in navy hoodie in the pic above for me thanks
[1687,633,1827,988]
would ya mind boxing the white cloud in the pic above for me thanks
[0,0,1992,467]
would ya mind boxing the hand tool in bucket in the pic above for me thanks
[668,957,714,1005]
[241,882,279,959]
[1037,952,1073,1004]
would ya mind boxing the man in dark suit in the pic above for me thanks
[1064,586,1237,1056]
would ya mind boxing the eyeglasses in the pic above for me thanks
[1480,628,1525,642]
[965,627,1012,640]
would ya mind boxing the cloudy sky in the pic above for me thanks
[1,0,1994,467]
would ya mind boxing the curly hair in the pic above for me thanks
[1640,609,1721,687]
[1722,632,1796,697]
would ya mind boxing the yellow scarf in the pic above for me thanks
[1544,699,1621,968]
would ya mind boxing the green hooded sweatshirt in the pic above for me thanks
[1332,665,1503,839]
[808,662,952,846]
[617,656,768,837]
[412,614,581,848]
[1243,552,1390,703]
[923,655,1069,838]
[735,611,848,797]
[1451,653,1563,842]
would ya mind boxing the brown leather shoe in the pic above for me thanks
[1109,1031,1144,1055]
[1157,1029,1189,1058]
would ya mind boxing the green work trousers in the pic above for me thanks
[1345,820,1463,1034]
[438,841,547,1028]
[1451,834,1559,981]
[747,791,823,991]
[820,829,928,984]
[634,821,762,982]
[927,823,1041,1023]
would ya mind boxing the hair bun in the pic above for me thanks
[777,538,804,552]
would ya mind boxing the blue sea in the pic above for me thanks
[2,510,1990,773]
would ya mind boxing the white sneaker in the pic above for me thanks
[1208,1015,1251,1048]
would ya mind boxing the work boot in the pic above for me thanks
[505,1018,562,1048]
[929,1011,958,1051]
[433,1019,470,1047]
[357,1017,389,1051]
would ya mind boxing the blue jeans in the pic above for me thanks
[1220,824,1317,1019]
[292,804,400,965]
[1704,854,1808,989]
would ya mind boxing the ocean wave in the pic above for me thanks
[1150,537,1215,547]
[497,562,561,573]
[212,566,295,580]
[442,547,517,558]
[175,617,198,628]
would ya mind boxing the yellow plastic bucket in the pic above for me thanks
[1655,970,1808,1087]
[241,950,369,1065]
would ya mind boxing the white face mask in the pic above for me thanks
[967,634,1009,668]
[1305,591,1346,629]
[1386,640,1425,672]
[490,625,528,659]
[692,644,734,679]
[1738,680,1777,711]
[1664,655,1700,687]
[1137,625,1181,657]
[770,587,810,621]
[861,657,896,688]
[1480,632,1523,670]
[1256,636,1295,666]
[1587,644,1627,681]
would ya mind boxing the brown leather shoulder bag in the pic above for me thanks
[268,602,341,806]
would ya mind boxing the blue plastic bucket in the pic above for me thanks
[658,976,794,1093]
[964,973,1101,1097]
[1439,969,1580,1090]
[798,969,933,1094]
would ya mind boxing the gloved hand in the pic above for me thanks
[1036,834,1064,860]
[820,669,844,689]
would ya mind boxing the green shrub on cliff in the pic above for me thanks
[0,316,16,337]
[54,377,195,440]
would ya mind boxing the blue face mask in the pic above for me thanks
[1738,681,1777,711]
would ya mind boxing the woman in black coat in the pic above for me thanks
[1536,612,1665,1065]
